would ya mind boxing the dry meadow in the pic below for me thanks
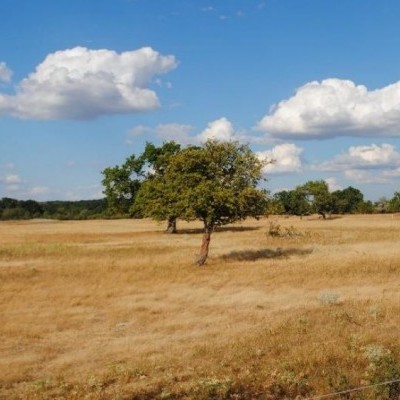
[1,215,400,399]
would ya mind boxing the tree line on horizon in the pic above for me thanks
[1,141,400,225]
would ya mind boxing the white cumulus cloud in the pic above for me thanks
[319,143,400,171]
[314,143,400,185]
[0,62,12,83]
[0,46,178,120]
[257,143,303,174]
[258,78,400,139]
[197,117,236,142]
[126,117,246,146]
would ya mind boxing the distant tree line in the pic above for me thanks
[269,184,400,217]
[2,138,400,229]
[1,184,399,224]
[0,198,107,221]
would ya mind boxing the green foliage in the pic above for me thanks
[101,154,144,215]
[265,197,285,215]
[141,141,181,176]
[332,186,364,214]
[388,192,400,213]
[299,180,333,219]
[363,344,400,399]
[375,197,390,214]
[356,200,374,214]
[102,141,181,217]
[267,221,308,238]
[274,189,310,217]
[0,197,107,220]
[142,140,268,229]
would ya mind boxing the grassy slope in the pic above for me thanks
[1,215,400,399]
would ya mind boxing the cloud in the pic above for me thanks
[344,169,388,184]
[325,177,342,192]
[126,123,194,145]
[258,78,400,139]
[319,143,400,171]
[198,117,236,142]
[0,46,178,120]
[127,117,251,146]
[0,173,22,194]
[3,174,22,184]
[29,186,49,196]
[4,185,20,192]
[155,123,195,143]
[257,143,303,174]
[0,62,12,83]
[313,143,400,185]
[383,167,400,178]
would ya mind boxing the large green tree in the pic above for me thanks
[331,186,364,214]
[273,189,310,217]
[131,141,182,233]
[136,140,268,265]
[101,141,181,228]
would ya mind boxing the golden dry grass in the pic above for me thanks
[1,215,400,399]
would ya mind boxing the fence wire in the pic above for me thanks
[308,378,400,399]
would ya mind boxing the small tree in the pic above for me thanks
[101,155,144,216]
[388,192,400,213]
[154,140,268,265]
[299,180,333,219]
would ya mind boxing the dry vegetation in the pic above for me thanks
[1,215,400,399]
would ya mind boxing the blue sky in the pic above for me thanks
[1,0,400,201]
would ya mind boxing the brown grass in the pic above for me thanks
[1,215,400,399]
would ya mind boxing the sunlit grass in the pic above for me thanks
[1,215,400,399]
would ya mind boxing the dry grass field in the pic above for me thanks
[1,215,400,399]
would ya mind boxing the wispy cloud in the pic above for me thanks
[0,62,12,83]
[126,123,194,145]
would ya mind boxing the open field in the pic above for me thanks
[1,215,400,399]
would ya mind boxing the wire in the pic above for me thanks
[308,378,400,399]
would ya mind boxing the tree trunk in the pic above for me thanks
[165,216,177,234]
[195,224,213,266]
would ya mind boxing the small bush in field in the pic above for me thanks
[318,291,340,305]
[267,221,309,238]
[363,344,400,399]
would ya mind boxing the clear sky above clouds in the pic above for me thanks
[1,0,400,201]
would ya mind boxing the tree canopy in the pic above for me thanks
[134,140,268,265]
[102,141,181,221]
